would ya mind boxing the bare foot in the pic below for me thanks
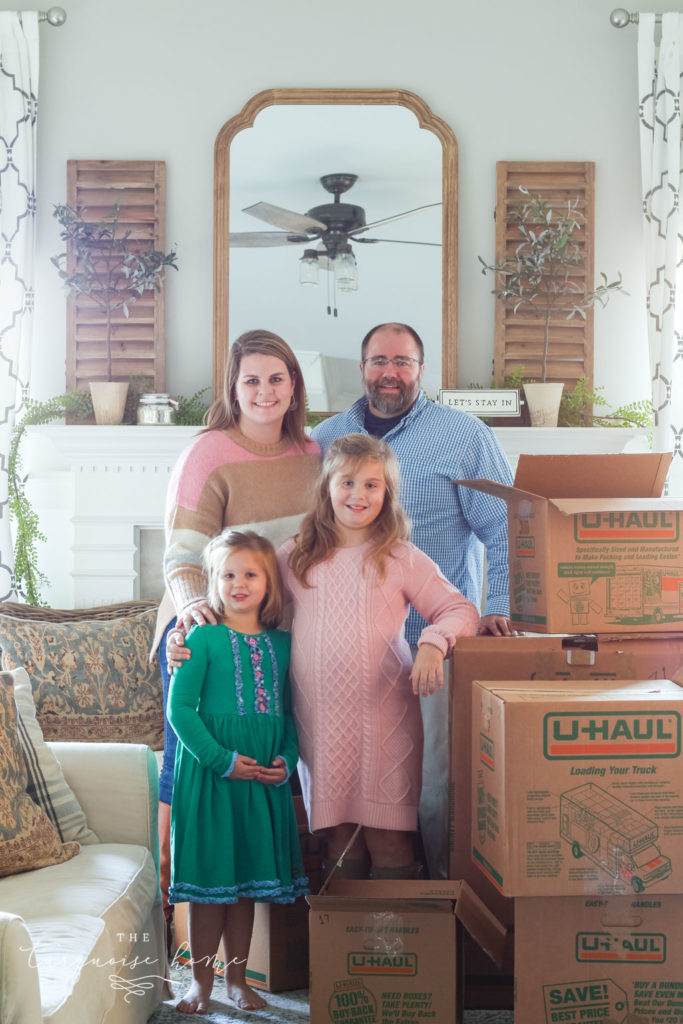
[176,977,213,1015]
[226,980,267,1011]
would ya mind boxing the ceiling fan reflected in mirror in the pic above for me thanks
[230,173,441,304]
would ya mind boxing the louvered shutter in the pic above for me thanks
[65,160,167,392]
[492,161,595,390]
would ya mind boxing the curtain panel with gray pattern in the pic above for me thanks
[638,12,683,495]
[0,11,39,601]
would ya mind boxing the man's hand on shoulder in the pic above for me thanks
[478,614,518,637]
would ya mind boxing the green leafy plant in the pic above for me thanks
[479,189,626,381]
[558,377,654,430]
[8,391,94,605]
[52,203,178,381]
[173,387,211,425]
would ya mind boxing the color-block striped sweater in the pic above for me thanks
[154,427,321,650]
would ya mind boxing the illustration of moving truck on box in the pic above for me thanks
[559,783,672,892]
[605,565,683,625]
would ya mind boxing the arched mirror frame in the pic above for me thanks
[213,88,458,400]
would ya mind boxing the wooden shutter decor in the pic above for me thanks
[492,161,596,391]
[65,160,167,392]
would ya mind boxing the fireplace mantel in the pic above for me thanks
[24,424,648,609]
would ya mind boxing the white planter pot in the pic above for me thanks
[523,382,564,427]
[89,381,129,425]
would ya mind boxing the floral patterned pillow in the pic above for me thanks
[0,672,79,877]
[0,609,163,749]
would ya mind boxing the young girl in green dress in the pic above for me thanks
[168,529,307,1015]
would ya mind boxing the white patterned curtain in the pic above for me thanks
[638,13,683,495]
[0,11,39,601]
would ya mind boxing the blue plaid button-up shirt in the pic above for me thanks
[312,393,513,644]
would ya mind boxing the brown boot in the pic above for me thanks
[158,800,174,954]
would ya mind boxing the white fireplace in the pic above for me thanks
[23,424,648,609]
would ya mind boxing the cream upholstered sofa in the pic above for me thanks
[0,601,169,1024]
[0,739,169,1024]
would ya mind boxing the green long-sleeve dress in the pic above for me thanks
[167,623,308,904]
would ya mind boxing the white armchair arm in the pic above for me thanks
[0,912,42,1024]
[48,742,159,865]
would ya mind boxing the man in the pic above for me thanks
[312,322,515,878]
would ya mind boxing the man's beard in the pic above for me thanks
[365,375,421,416]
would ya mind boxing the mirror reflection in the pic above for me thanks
[227,103,444,408]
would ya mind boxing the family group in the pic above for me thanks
[154,323,514,1013]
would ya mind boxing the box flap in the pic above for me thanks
[455,478,542,502]
[474,678,683,701]
[319,879,463,900]
[547,496,683,515]
[513,453,672,499]
[452,879,507,967]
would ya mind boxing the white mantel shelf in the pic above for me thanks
[24,424,649,609]
[30,423,649,461]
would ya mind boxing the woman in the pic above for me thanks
[155,329,321,946]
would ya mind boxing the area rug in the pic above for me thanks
[146,960,514,1023]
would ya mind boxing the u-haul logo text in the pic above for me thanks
[347,952,417,976]
[543,711,681,758]
[576,931,666,963]
[479,733,495,770]
[575,511,679,542]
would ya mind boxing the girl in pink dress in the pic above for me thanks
[277,433,479,879]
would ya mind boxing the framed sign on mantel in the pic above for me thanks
[64,159,168,394]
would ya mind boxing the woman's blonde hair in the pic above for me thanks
[203,329,309,449]
[288,434,410,586]
[203,529,284,629]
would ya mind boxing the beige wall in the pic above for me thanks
[22,0,653,408]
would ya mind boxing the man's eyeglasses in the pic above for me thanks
[363,356,423,370]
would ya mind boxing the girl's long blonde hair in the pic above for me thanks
[203,329,309,450]
[288,434,410,586]
[204,529,284,629]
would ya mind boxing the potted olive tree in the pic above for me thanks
[479,188,625,426]
[52,203,178,424]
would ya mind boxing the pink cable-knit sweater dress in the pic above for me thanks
[277,538,479,833]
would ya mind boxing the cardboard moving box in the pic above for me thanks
[458,452,683,633]
[449,633,683,925]
[174,897,309,992]
[307,879,506,1024]
[515,894,683,1024]
[472,678,683,898]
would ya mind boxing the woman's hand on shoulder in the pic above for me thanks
[229,754,264,781]
[410,642,445,696]
[257,757,288,786]
[178,600,217,633]
[166,601,217,671]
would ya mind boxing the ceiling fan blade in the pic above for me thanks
[243,201,327,234]
[230,231,309,247]
[350,201,442,236]
[354,237,441,247]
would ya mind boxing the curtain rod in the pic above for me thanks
[610,8,661,27]
[38,7,67,26]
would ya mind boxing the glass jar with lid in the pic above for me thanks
[137,393,179,425]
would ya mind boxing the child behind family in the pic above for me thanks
[278,433,480,880]
[167,529,307,1015]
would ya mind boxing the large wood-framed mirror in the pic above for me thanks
[213,89,457,406]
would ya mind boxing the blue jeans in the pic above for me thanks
[158,617,178,805]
